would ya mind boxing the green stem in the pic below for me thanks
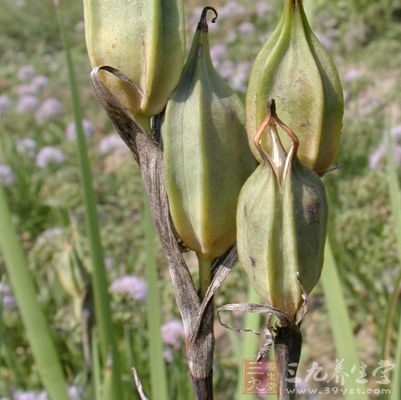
[53,1,122,397]
[143,197,168,400]
[197,254,212,299]
[0,187,69,400]
[237,287,262,400]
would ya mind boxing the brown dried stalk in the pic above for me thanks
[90,65,237,400]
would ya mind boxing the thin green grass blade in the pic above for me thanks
[92,330,102,400]
[391,316,401,400]
[237,286,262,400]
[143,197,168,400]
[0,187,69,400]
[0,293,23,395]
[53,1,122,398]
[321,240,368,400]
[385,125,401,400]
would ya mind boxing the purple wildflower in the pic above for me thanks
[161,319,185,349]
[219,1,245,19]
[17,65,36,81]
[110,275,148,302]
[255,1,273,14]
[0,164,16,186]
[218,60,235,80]
[35,98,63,124]
[343,68,364,82]
[163,348,173,363]
[98,133,124,155]
[0,284,17,310]
[16,138,37,158]
[31,75,49,92]
[210,44,226,65]
[239,22,255,35]
[35,146,66,168]
[65,119,94,141]
[0,95,12,116]
[391,125,401,138]
[16,96,40,113]
[16,83,39,97]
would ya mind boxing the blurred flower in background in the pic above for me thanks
[16,96,40,113]
[161,319,185,349]
[35,146,66,169]
[35,98,63,124]
[16,138,37,158]
[98,133,124,156]
[369,125,401,170]
[0,283,17,310]
[17,65,36,81]
[35,227,64,247]
[110,275,148,302]
[0,95,12,118]
[0,164,16,186]
[31,75,49,92]
[65,119,94,141]
[16,83,39,97]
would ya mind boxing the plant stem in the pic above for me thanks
[237,287,262,400]
[143,197,168,400]
[197,255,213,299]
[274,326,302,400]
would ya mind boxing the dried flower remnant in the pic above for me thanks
[35,147,66,169]
[110,275,148,302]
[0,164,16,186]
[237,101,328,318]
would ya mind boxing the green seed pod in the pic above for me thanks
[162,7,256,264]
[83,0,186,118]
[246,0,344,175]
[237,101,328,318]
[56,243,89,299]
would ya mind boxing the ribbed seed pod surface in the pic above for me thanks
[162,8,256,260]
[246,0,344,175]
[83,0,186,118]
[237,102,328,317]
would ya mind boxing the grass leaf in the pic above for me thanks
[53,1,122,397]
[321,239,369,400]
[0,187,69,400]
[385,124,401,400]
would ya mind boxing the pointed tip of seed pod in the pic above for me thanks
[197,7,218,33]
[268,99,277,118]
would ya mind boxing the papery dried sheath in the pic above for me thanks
[237,102,327,317]
[83,0,186,118]
[246,0,343,175]
[162,8,256,260]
